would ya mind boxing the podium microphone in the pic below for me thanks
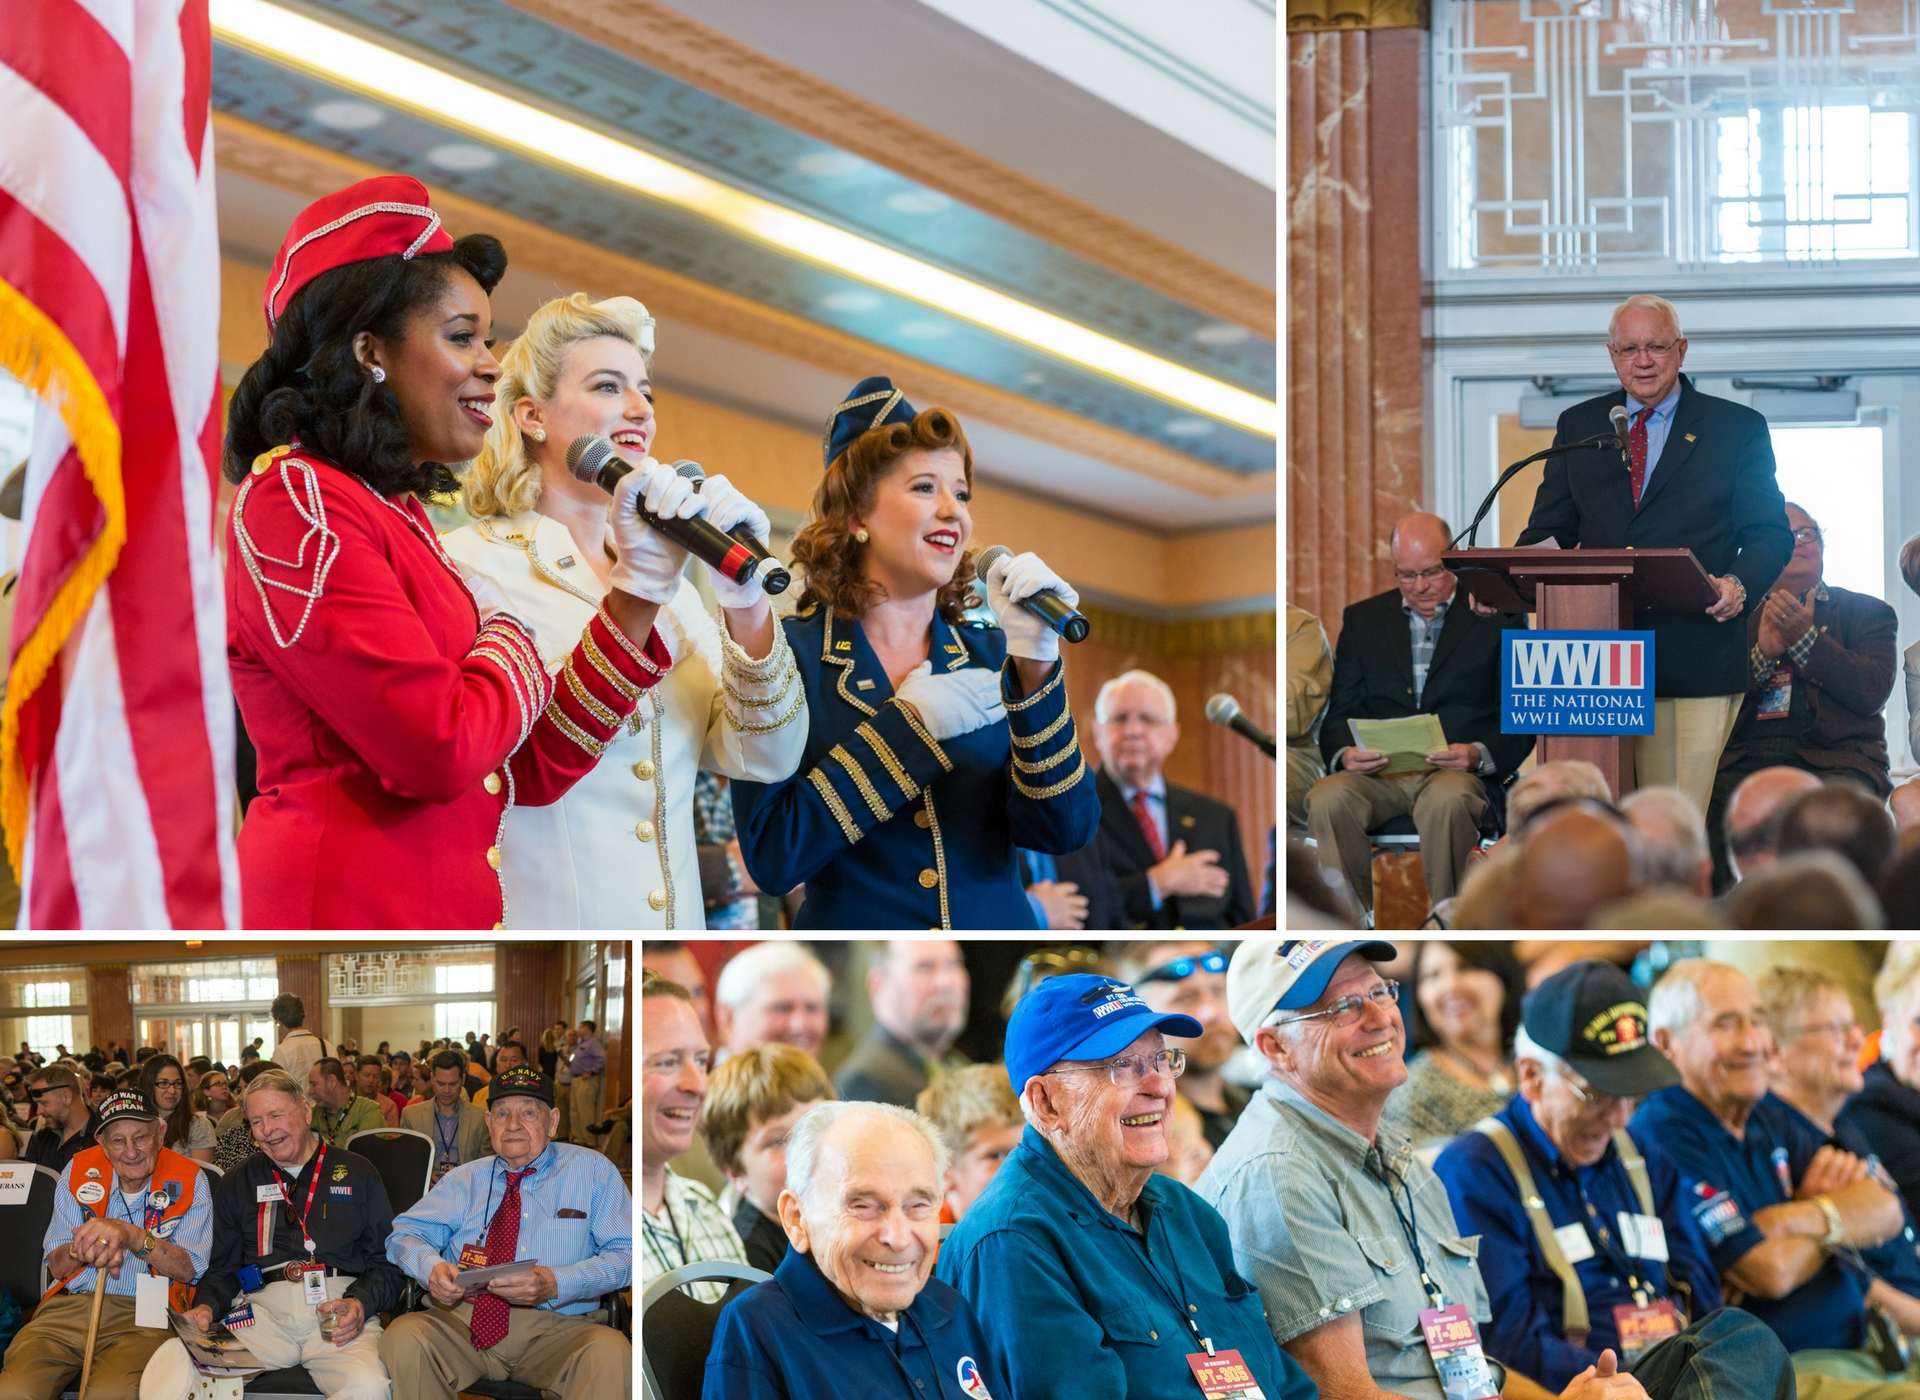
[671,461,791,595]
[1205,693,1276,759]
[975,546,1089,643]
[566,436,787,596]
[1609,405,1633,473]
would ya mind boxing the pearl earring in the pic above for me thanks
[530,428,547,443]
[853,527,869,544]
[370,366,386,384]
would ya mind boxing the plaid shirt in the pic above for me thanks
[1404,598,1449,706]
[1749,584,1829,685]
[643,1166,747,1302]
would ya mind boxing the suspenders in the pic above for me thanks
[1470,1118,1657,1347]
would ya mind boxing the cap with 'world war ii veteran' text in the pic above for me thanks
[95,1089,160,1129]
[1003,974,1202,1096]
[1227,938,1398,1044]
[1521,959,1678,1099]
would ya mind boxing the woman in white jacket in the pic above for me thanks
[445,293,805,927]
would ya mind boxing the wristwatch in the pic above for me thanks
[1813,1193,1846,1247]
[136,1228,157,1260]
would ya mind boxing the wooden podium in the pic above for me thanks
[1439,547,1719,798]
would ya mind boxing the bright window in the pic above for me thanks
[1768,426,1886,601]
[24,1015,74,1057]
[434,1001,495,1042]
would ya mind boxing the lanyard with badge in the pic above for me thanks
[111,1183,174,1328]
[1114,1196,1268,1400]
[458,1160,534,1270]
[1561,1164,1682,1363]
[260,1142,330,1305]
[1369,1149,1498,1400]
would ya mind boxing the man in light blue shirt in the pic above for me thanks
[381,1067,631,1400]
[567,1021,606,1145]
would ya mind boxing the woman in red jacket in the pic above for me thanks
[224,175,708,929]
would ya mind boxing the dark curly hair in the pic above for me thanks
[223,234,508,495]
[791,406,980,622]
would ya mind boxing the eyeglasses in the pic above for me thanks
[1790,526,1823,544]
[1608,341,1679,359]
[1394,566,1449,585]
[1268,980,1401,1030]
[153,1077,184,1090]
[1139,950,1228,984]
[1558,1071,1629,1114]
[1048,1048,1186,1088]
[1782,1019,1859,1041]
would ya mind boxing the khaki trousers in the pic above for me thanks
[1792,1346,1920,1398]
[1285,744,1323,829]
[139,1278,387,1400]
[378,1300,629,1400]
[568,1074,602,1144]
[1306,767,1488,910]
[0,1293,170,1400]
[1635,694,1742,814]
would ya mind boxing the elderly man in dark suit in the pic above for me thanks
[1510,294,1792,816]
[1704,501,1898,891]
[1089,669,1255,929]
[1308,511,1534,915]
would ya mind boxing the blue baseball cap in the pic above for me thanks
[1227,939,1398,1043]
[1004,974,1203,1096]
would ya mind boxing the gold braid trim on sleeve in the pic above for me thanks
[855,722,919,801]
[1010,708,1071,749]
[563,656,621,731]
[890,699,954,773]
[809,767,863,845]
[581,629,645,703]
[830,745,892,821]
[1011,754,1088,801]
[1002,659,1063,712]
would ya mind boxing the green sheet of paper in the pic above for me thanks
[1348,714,1448,774]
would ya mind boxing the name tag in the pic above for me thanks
[256,1184,283,1204]
[1616,1212,1669,1262]
[1185,1348,1265,1399]
[1612,1299,1683,1362]
[1553,1222,1596,1264]
[1419,1305,1499,1400]
[302,1267,328,1306]
[135,1271,169,1329]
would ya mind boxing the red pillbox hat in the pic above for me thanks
[263,175,453,331]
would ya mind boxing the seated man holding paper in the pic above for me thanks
[0,1091,209,1400]
[1307,510,1533,915]
[381,1066,632,1400]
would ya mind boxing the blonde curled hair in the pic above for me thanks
[464,292,656,520]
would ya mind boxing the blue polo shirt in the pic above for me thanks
[1433,1095,1723,1388]
[935,1125,1316,1400]
[1773,1094,1920,1302]
[703,1244,1007,1400]
[1630,1086,1868,1352]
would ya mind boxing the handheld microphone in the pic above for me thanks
[1205,693,1276,759]
[566,435,775,595]
[1609,404,1633,471]
[975,546,1090,644]
[671,461,791,595]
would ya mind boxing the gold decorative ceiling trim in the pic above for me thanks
[212,114,1272,503]
[1285,0,1429,31]
[501,0,1276,335]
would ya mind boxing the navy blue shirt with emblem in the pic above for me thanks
[702,1242,1010,1400]
[1434,1093,1723,1388]
[1631,1085,1880,1352]
[1773,1093,1920,1302]
[731,607,1098,929]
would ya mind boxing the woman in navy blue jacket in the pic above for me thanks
[730,377,1098,929]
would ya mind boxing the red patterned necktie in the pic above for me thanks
[1628,406,1653,507]
[468,1167,533,1351]
[1130,789,1166,861]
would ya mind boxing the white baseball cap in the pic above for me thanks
[1227,938,1397,1044]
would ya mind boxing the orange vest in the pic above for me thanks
[64,1144,202,1311]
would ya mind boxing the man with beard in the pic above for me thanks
[834,942,969,1110]
[23,1064,97,1174]
[1114,942,1248,1150]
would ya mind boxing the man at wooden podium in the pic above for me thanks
[1510,294,1793,815]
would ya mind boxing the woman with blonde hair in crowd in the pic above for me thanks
[730,377,1099,929]
[446,292,806,929]
[192,1067,234,1121]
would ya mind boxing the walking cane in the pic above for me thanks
[75,1276,107,1400]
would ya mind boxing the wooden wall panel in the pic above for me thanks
[88,966,133,1055]
[274,955,323,1043]
[497,945,562,1059]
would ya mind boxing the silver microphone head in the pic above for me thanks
[974,544,1012,585]
[565,434,615,485]
[1205,693,1241,726]
[1609,404,1631,446]
[672,459,705,484]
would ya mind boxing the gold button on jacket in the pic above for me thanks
[634,821,655,842]
[917,868,938,889]
[483,772,503,795]
[647,888,667,911]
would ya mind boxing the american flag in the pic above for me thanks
[0,2,237,927]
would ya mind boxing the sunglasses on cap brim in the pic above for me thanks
[1138,950,1228,984]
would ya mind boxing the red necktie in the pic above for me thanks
[1627,407,1652,507]
[1130,789,1166,861]
[468,1167,533,1351]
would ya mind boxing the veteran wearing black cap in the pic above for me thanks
[0,1092,211,1400]
[1434,960,1792,1398]
[381,1067,632,1399]
[729,376,1100,929]
[138,1069,404,1400]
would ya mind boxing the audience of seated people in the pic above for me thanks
[1286,518,1920,932]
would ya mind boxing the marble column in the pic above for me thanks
[1286,25,1427,639]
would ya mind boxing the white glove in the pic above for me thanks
[609,456,709,604]
[459,565,517,629]
[986,550,1079,665]
[894,661,1006,742]
[696,473,773,610]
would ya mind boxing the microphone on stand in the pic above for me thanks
[565,435,786,595]
[975,546,1089,643]
[670,460,791,595]
[1609,404,1634,475]
[1205,693,1276,759]
[1448,432,1619,551]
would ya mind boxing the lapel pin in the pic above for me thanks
[1684,433,1696,443]
[835,640,852,652]
[555,554,576,569]
[1180,814,1197,829]
[855,678,876,690]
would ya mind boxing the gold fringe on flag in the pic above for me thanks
[0,275,128,882]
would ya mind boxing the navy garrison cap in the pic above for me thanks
[823,376,917,467]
